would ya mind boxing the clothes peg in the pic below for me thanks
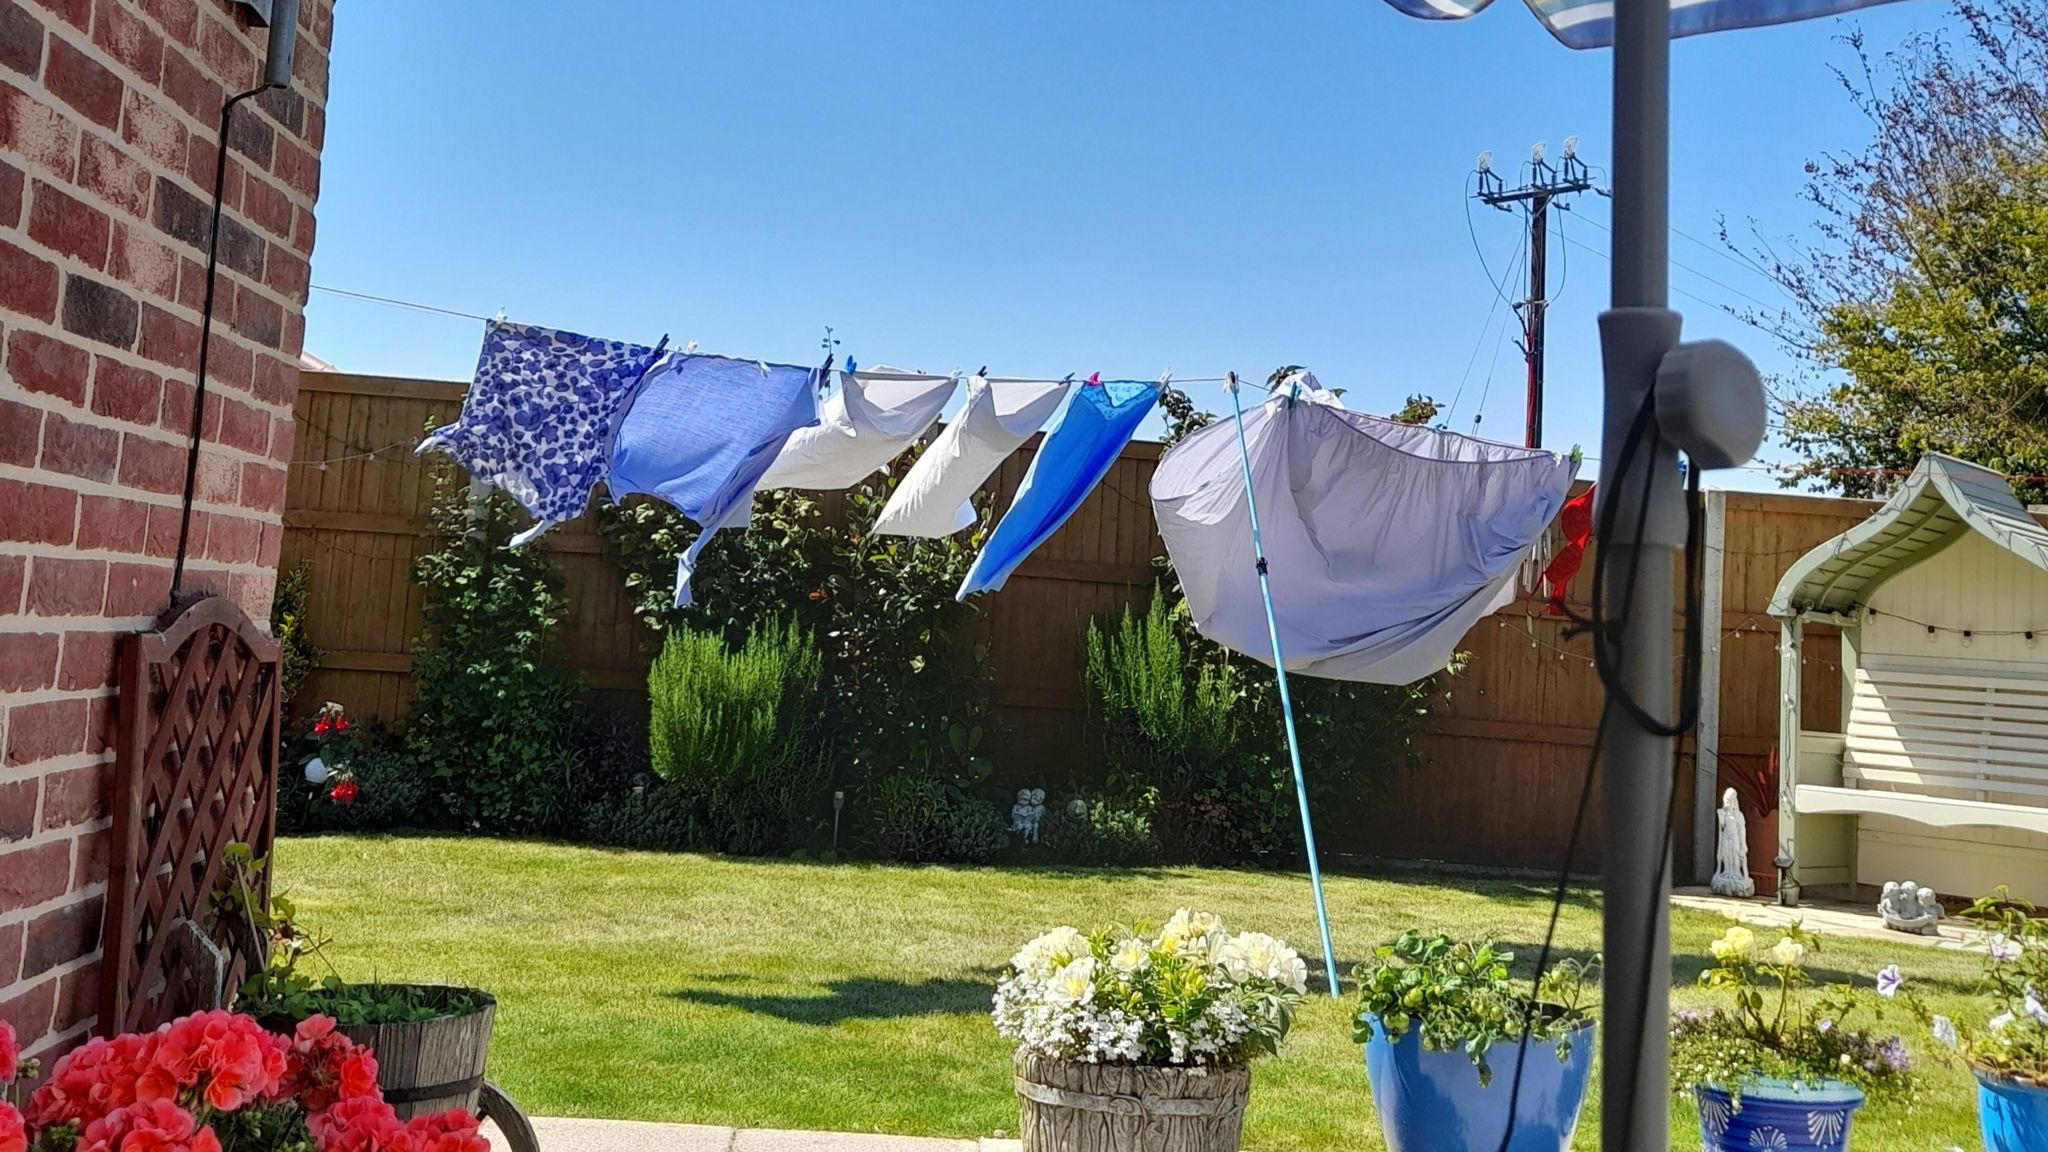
[684,340,699,354]
[1085,372,1101,388]
[843,355,858,375]
[1569,444,1584,465]
[492,307,507,323]
[756,360,771,377]
[977,365,989,377]
[1158,369,1172,390]
[1225,371,1241,392]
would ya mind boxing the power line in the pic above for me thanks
[309,283,495,322]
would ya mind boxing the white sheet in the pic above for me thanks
[1150,384,1577,684]
[871,376,1072,537]
[756,367,958,491]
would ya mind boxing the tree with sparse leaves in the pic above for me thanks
[1741,1,2048,500]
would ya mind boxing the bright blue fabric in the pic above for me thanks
[607,353,820,606]
[957,381,1157,599]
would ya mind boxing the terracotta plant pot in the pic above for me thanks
[1013,1050,1250,1152]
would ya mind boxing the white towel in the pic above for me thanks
[871,376,1072,538]
[757,367,958,491]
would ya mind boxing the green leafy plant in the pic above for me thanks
[1932,887,2048,1086]
[269,562,322,715]
[1352,931,1598,1086]
[407,470,580,834]
[868,772,1009,864]
[648,619,827,855]
[1670,922,1924,1100]
[1037,797,1162,867]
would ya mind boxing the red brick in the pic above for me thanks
[40,409,118,481]
[84,692,112,754]
[71,822,105,884]
[103,559,167,616]
[24,0,86,34]
[43,37,118,129]
[91,0,162,86]
[54,629,113,692]
[250,351,293,405]
[0,476,76,544]
[203,511,259,563]
[184,133,238,210]
[195,9,251,90]
[0,840,70,906]
[0,779,36,842]
[206,332,250,392]
[231,566,272,616]
[157,375,216,439]
[40,759,107,824]
[267,412,292,460]
[262,241,305,299]
[303,100,323,151]
[288,203,314,256]
[0,977,56,1053]
[139,0,196,46]
[217,394,267,453]
[240,171,290,237]
[89,355,160,422]
[240,461,284,512]
[0,1,44,79]
[54,958,98,1030]
[23,894,101,978]
[174,253,202,309]
[273,136,318,199]
[76,493,148,552]
[28,180,109,268]
[0,236,60,320]
[117,430,183,494]
[135,302,196,372]
[0,396,41,465]
[61,273,140,347]
[256,519,278,566]
[7,327,87,402]
[193,448,233,501]
[141,500,178,556]
[79,134,150,218]
[0,922,21,986]
[108,221,178,298]
[3,696,86,764]
[0,155,22,225]
[0,631,58,691]
[0,554,23,614]
[156,43,214,121]
[0,77,78,178]
[118,84,182,168]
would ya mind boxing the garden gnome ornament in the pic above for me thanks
[1710,788,1756,898]
[1010,790,1034,839]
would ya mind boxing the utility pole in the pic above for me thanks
[1474,139,1593,449]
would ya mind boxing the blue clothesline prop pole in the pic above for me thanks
[1224,372,1340,997]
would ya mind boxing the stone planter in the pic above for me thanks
[1360,1014,1595,1152]
[1976,1069,2048,1152]
[1013,1050,1250,1152]
[1693,1079,1863,1151]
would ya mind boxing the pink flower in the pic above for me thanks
[0,1020,17,1082]
[309,1093,403,1152]
[0,1101,24,1152]
[80,1098,221,1152]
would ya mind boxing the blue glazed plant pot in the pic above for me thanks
[1361,1014,1594,1152]
[1692,1079,1864,1151]
[1977,1070,2048,1152]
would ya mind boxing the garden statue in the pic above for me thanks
[1710,788,1756,898]
[1878,879,1943,935]
[1011,789,1048,843]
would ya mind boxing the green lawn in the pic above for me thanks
[277,835,1988,1150]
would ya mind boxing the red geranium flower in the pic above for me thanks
[0,1101,25,1152]
[0,1019,18,1082]
[329,779,358,805]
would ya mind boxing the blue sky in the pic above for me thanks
[303,1,1950,491]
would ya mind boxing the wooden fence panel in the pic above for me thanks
[282,371,1874,871]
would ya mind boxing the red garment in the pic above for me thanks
[1540,485,1595,616]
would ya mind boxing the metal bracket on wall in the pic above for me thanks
[231,0,276,24]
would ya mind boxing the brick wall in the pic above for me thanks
[0,0,334,1059]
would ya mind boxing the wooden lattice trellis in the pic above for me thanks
[102,596,282,1036]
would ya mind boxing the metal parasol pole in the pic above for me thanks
[1224,373,1341,996]
[1600,0,1684,1148]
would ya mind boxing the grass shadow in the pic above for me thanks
[670,974,999,1026]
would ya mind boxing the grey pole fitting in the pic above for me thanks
[1655,339,1766,471]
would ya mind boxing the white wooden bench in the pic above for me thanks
[1792,663,2048,835]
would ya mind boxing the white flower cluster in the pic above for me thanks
[991,909,1308,1066]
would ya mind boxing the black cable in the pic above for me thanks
[169,83,274,602]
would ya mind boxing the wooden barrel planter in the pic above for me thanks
[1013,1051,1251,1152]
[334,987,497,1120]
